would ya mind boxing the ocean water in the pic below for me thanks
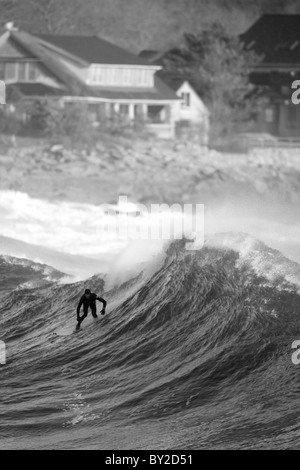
[0,190,300,449]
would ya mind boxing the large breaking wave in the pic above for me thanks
[1,233,300,449]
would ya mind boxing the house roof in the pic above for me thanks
[3,29,178,101]
[241,14,300,66]
[157,75,185,92]
[37,34,153,66]
[10,31,89,95]
[7,83,65,96]
[139,50,164,64]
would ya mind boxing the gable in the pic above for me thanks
[177,81,196,95]
[176,81,208,112]
[0,35,35,59]
[9,31,88,95]
[0,32,62,88]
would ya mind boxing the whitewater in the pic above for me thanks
[1,189,300,449]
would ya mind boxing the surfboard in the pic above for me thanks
[56,315,100,336]
[56,324,81,336]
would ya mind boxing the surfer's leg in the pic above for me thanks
[91,304,97,318]
[78,306,88,324]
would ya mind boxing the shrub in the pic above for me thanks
[24,98,150,147]
[24,98,99,148]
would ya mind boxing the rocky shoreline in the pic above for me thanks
[1,137,300,206]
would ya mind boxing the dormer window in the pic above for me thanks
[88,65,154,87]
[28,62,37,81]
[5,62,16,80]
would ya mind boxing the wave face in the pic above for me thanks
[1,234,300,450]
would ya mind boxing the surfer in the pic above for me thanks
[76,289,107,327]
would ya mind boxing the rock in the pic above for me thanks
[50,144,64,154]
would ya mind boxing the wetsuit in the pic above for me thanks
[77,293,106,323]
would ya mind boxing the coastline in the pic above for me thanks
[1,137,300,207]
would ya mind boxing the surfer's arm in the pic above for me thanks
[97,296,107,313]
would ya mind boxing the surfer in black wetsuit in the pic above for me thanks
[76,289,107,327]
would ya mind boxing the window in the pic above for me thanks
[143,71,147,86]
[28,62,37,81]
[123,68,131,85]
[4,62,38,82]
[112,68,119,84]
[146,71,152,86]
[281,85,290,97]
[94,67,98,83]
[18,62,26,81]
[287,106,297,129]
[91,66,103,84]
[181,92,191,108]
[5,62,16,80]
[137,69,148,86]
[91,67,96,83]
[139,70,145,85]
[0,63,5,80]
[89,66,153,87]
[106,68,112,84]
[264,108,274,123]
[93,66,104,84]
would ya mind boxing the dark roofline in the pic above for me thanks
[240,14,300,68]
[241,13,300,36]
[7,82,65,97]
[36,33,156,66]
[158,75,185,91]
[138,50,164,64]
[35,35,87,67]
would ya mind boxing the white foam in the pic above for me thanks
[206,232,300,289]
[0,190,188,279]
[1,190,299,284]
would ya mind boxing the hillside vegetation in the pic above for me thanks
[0,0,299,52]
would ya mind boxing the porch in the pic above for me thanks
[63,98,176,139]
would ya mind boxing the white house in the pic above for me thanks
[139,50,210,143]
[161,77,210,144]
[173,80,209,122]
[0,23,181,138]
